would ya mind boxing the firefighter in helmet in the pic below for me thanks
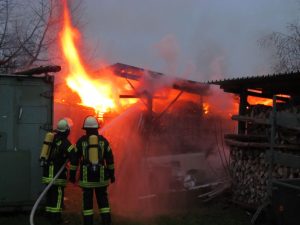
[75,116,115,225]
[40,119,77,224]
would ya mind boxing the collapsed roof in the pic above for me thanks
[107,63,210,96]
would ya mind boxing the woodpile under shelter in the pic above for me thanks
[209,71,300,212]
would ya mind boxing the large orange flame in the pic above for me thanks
[248,95,290,106]
[248,96,273,106]
[60,2,126,115]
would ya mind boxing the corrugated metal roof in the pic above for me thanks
[207,71,300,84]
[206,71,300,96]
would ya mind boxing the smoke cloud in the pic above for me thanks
[83,0,299,80]
[153,34,180,76]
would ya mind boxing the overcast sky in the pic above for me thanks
[78,0,299,82]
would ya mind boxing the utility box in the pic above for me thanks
[0,74,53,210]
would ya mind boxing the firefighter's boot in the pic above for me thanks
[84,215,93,225]
[52,213,63,224]
[47,212,62,225]
[101,213,111,225]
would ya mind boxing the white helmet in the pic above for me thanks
[83,116,99,129]
[56,119,70,132]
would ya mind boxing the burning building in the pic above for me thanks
[49,2,238,216]
[210,72,300,223]
[0,0,234,215]
[52,2,235,216]
[55,60,235,216]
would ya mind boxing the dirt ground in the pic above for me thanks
[0,183,254,225]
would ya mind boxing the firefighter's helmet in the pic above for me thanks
[56,119,70,132]
[83,116,99,129]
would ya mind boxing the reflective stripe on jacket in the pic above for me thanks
[42,134,77,186]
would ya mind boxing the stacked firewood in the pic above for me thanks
[245,104,272,136]
[245,104,300,144]
[229,146,300,206]
[227,103,300,207]
[230,147,267,205]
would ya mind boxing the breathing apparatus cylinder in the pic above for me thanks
[40,132,55,167]
[88,135,99,171]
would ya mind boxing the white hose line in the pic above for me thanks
[30,162,67,225]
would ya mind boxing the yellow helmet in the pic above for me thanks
[56,119,70,132]
[83,116,99,129]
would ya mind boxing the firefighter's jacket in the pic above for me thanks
[76,134,115,188]
[42,134,77,186]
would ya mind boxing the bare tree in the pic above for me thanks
[0,0,59,73]
[260,22,300,73]
[0,0,85,73]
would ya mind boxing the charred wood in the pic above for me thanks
[224,134,268,142]
[225,138,300,151]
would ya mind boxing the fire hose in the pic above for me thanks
[29,161,67,225]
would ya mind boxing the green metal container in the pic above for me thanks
[0,74,53,210]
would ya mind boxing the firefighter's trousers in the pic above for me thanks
[45,185,64,223]
[82,186,111,225]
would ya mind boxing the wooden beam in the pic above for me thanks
[14,65,61,75]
